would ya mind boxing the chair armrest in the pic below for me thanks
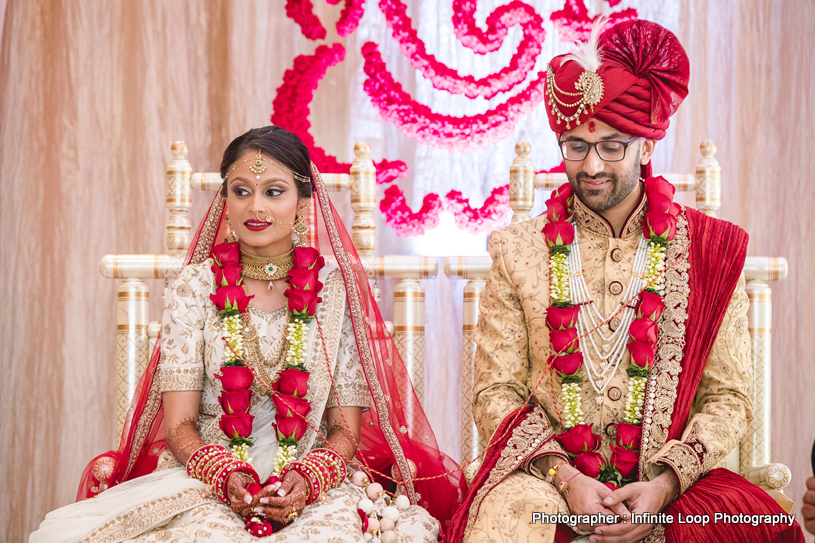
[743,463,791,491]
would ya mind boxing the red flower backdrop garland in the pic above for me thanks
[275,0,638,235]
[377,0,544,99]
[286,0,365,40]
[545,177,679,489]
[550,0,637,44]
[271,44,408,186]
[362,41,548,153]
[380,164,564,237]
[209,242,326,536]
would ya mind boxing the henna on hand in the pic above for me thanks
[167,416,206,465]
[253,470,309,524]
[227,471,256,518]
[325,421,358,461]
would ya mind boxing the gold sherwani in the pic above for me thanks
[468,198,753,542]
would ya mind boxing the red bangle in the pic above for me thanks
[215,461,259,504]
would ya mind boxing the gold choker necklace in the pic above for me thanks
[240,249,294,284]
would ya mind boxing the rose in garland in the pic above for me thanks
[549,352,583,376]
[550,327,579,354]
[542,221,575,247]
[292,247,324,270]
[284,288,322,317]
[219,413,255,439]
[212,242,240,265]
[545,198,569,222]
[287,268,323,291]
[636,291,665,321]
[644,212,677,241]
[546,306,580,330]
[272,391,312,418]
[556,423,601,455]
[275,415,309,442]
[213,261,243,287]
[574,451,606,479]
[644,176,676,199]
[210,285,252,313]
[274,368,310,397]
[218,389,252,414]
[614,423,643,450]
[629,318,658,344]
[610,444,639,479]
[628,341,657,369]
[216,366,254,391]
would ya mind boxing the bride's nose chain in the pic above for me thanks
[256,208,295,229]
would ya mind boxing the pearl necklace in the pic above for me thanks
[567,230,650,399]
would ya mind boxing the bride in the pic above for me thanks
[31,127,464,542]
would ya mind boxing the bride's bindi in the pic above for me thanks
[588,121,596,133]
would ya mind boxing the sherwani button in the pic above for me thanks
[608,387,622,401]
[611,248,623,262]
[608,317,621,331]
[605,423,617,437]
[609,281,623,295]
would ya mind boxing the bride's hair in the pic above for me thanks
[219,126,313,199]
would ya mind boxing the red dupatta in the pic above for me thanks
[76,163,466,528]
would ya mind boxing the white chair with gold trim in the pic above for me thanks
[445,139,793,510]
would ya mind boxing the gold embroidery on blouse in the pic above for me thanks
[327,382,372,408]
[157,367,204,392]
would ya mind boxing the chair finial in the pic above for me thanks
[700,139,716,158]
[515,141,531,159]
[354,142,371,159]
[171,141,188,159]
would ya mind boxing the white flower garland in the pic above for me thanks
[271,319,311,475]
[562,382,584,429]
[548,252,570,303]
[621,242,668,425]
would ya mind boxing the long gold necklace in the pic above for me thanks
[240,249,294,291]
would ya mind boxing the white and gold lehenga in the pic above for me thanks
[30,163,465,542]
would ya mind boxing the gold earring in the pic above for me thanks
[293,215,308,247]
[226,211,238,242]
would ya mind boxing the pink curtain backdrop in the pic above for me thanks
[1,1,813,541]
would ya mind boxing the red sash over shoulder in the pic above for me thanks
[445,209,804,542]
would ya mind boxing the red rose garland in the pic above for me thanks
[210,242,325,535]
[545,177,678,488]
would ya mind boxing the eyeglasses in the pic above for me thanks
[558,137,640,162]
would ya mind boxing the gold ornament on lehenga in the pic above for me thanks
[545,64,605,130]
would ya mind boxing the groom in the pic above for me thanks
[447,19,803,543]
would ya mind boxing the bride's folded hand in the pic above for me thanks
[253,470,309,524]
[226,471,256,518]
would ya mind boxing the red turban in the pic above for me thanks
[545,19,690,141]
